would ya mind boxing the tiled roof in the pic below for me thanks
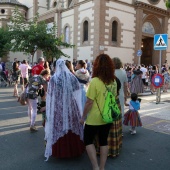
[0,0,27,8]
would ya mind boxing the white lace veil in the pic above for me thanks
[44,58,83,161]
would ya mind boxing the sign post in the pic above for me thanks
[154,34,168,104]
[137,49,142,65]
[152,73,164,104]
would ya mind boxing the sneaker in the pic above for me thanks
[131,130,136,135]
[30,126,38,132]
[129,129,133,132]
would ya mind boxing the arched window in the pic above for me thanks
[83,21,88,42]
[68,0,73,8]
[142,22,155,34]
[65,26,70,43]
[53,1,57,8]
[1,9,5,14]
[112,21,118,42]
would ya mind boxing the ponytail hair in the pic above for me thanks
[78,60,86,69]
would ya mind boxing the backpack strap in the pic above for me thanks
[105,84,113,93]
[130,101,140,111]
[130,101,135,110]
[95,98,103,119]
[95,83,113,119]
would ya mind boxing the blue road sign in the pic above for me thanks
[137,50,142,57]
[154,34,168,50]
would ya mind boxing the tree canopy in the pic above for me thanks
[8,8,74,63]
[0,27,11,58]
[165,0,170,8]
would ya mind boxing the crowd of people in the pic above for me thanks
[124,61,170,94]
[0,56,170,170]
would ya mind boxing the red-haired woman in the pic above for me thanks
[80,54,117,170]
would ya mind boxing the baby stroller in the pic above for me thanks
[0,71,8,87]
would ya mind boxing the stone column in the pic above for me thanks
[134,8,143,64]
[92,0,101,59]
[57,10,62,37]
[33,0,39,16]
[99,0,106,55]
[73,5,79,60]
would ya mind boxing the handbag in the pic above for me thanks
[18,90,27,105]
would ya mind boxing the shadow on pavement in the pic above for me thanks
[0,87,170,170]
[0,125,170,170]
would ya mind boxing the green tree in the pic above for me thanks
[8,8,74,63]
[165,0,170,8]
[0,27,11,59]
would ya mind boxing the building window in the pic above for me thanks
[112,21,118,42]
[64,26,70,43]
[53,1,57,7]
[148,0,160,5]
[47,22,54,34]
[83,21,88,42]
[1,9,5,14]
[142,22,155,34]
[68,0,73,8]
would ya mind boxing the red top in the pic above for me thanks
[31,64,44,76]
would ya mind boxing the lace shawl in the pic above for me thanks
[44,59,83,160]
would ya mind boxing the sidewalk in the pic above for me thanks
[0,87,170,170]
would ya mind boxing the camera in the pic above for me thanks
[137,98,142,103]
[37,102,41,111]
[37,101,46,113]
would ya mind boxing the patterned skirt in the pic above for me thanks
[123,109,142,127]
[95,116,122,157]
[130,76,144,94]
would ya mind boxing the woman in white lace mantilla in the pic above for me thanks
[44,59,85,160]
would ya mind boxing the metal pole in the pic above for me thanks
[138,56,141,65]
[156,50,162,104]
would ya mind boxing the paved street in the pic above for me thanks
[0,87,170,170]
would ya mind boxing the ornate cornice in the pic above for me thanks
[134,1,170,16]
[38,9,56,22]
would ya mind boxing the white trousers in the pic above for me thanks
[27,98,38,126]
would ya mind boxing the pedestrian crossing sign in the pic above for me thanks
[154,34,168,50]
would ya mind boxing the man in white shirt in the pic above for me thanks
[140,64,148,88]
[19,60,31,91]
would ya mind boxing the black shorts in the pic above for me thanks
[84,123,112,146]
[20,77,28,86]
[142,79,146,85]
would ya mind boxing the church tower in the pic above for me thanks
[0,0,28,27]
